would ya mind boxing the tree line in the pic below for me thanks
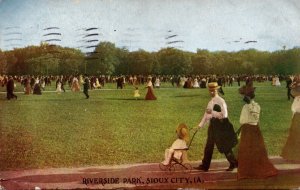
[0,42,299,75]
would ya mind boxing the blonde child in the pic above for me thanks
[134,86,140,99]
[161,123,189,165]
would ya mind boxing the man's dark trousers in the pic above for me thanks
[201,122,237,170]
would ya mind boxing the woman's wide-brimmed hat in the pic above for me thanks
[239,81,256,98]
[176,123,189,142]
[291,82,300,97]
[208,82,220,91]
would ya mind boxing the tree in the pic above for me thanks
[191,53,211,74]
[114,48,129,75]
[157,48,192,75]
[87,42,120,75]
[57,48,84,75]
[0,50,7,74]
[4,50,18,75]
[151,53,161,75]
[1,42,299,75]
[126,50,155,75]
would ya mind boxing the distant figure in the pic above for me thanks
[33,79,42,95]
[79,75,84,84]
[24,77,31,95]
[56,80,62,94]
[217,77,225,95]
[171,76,176,87]
[117,76,123,89]
[229,77,234,86]
[83,75,90,99]
[40,77,46,91]
[245,77,251,85]
[94,78,102,89]
[154,77,160,88]
[71,77,80,92]
[145,77,157,100]
[183,77,192,88]
[286,76,294,100]
[6,76,17,100]
[200,78,206,88]
[60,76,66,92]
[193,78,200,88]
[275,76,281,86]
[237,75,241,86]
[180,76,186,87]
[133,86,140,100]
[30,77,35,89]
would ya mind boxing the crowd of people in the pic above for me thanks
[1,73,300,180]
[0,73,297,106]
[0,74,291,88]
[0,74,294,100]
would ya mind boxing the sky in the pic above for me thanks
[0,0,300,52]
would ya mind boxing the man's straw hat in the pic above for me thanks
[208,82,220,91]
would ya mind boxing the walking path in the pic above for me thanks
[1,157,300,189]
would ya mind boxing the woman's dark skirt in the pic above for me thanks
[238,124,278,179]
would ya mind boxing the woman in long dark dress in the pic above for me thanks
[24,77,31,95]
[237,82,278,179]
[33,78,42,95]
[145,77,157,100]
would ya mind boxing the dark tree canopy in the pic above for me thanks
[1,42,299,75]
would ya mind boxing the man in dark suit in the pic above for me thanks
[83,74,90,99]
[194,82,238,172]
[237,75,241,86]
[217,77,225,95]
[286,76,294,100]
[6,76,17,100]
[117,76,123,89]
[60,76,66,92]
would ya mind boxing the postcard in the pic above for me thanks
[0,0,300,189]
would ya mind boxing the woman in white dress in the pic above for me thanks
[193,78,200,88]
[154,77,160,88]
[275,76,281,86]
[94,78,102,89]
[180,76,186,87]
[56,81,62,94]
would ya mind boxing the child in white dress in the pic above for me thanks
[161,123,189,165]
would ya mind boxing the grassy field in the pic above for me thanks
[0,81,293,170]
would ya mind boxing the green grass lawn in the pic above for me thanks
[0,81,292,170]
